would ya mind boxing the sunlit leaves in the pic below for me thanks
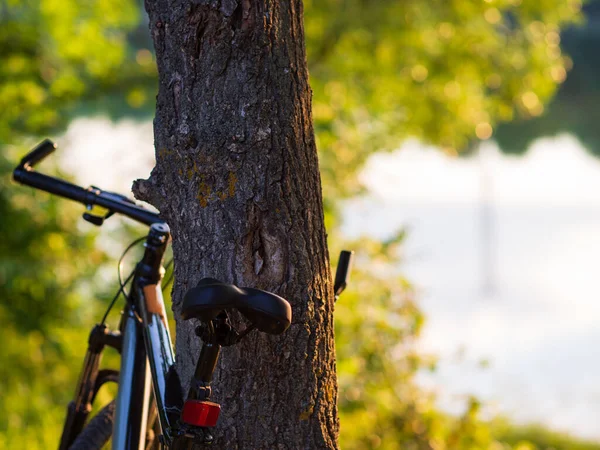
[0,147,109,448]
[494,5,600,155]
[305,0,580,210]
[0,0,142,142]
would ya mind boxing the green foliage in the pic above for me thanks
[494,1,600,155]
[333,232,490,449]
[0,0,154,143]
[0,146,112,448]
[494,422,600,450]
[306,0,582,203]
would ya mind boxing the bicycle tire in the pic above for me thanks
[69,400,115,450]
[68,400,164,450]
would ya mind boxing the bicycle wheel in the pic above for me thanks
[68,400,164,450]
[69,401,115,450]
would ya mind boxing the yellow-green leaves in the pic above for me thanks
[0,0,140,141]
[306,0,580,215]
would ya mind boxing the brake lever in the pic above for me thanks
[82,211,114,226]
[81,186,138,226]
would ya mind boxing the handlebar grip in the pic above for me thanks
[334,250,354,297]
[19,139,56,168]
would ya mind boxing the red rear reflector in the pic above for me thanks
[181,400,221,427]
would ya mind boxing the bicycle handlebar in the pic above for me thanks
[12,139,162,226]
[20,139,57,168]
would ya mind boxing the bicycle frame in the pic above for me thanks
[14,140,220,449]
[112,288,178,449]
[122,223,178,448]
[60,223,194,450]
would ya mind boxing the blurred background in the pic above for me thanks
[2,0,600,448]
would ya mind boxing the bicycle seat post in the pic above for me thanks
[179,312,240,433]
[189,321,220,399]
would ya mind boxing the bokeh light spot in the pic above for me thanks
[136,49,153,66]
[486,73,502,89]
[550,66,567,83]
[476,122,493,140]
[484,8,502,24]
[411,65,428,82]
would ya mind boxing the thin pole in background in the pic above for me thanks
[479,145,496,298]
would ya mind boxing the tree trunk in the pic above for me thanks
[135,0,338,448]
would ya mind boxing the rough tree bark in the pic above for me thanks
[134,0,339,448]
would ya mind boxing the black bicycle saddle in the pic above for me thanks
[181,278,292,335]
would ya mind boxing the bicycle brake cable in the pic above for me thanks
[103,237,174,324]
[118,236,146,298]
[100,269,135,325]
[100,236,145,325]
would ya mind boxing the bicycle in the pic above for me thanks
[12,139,354,449]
